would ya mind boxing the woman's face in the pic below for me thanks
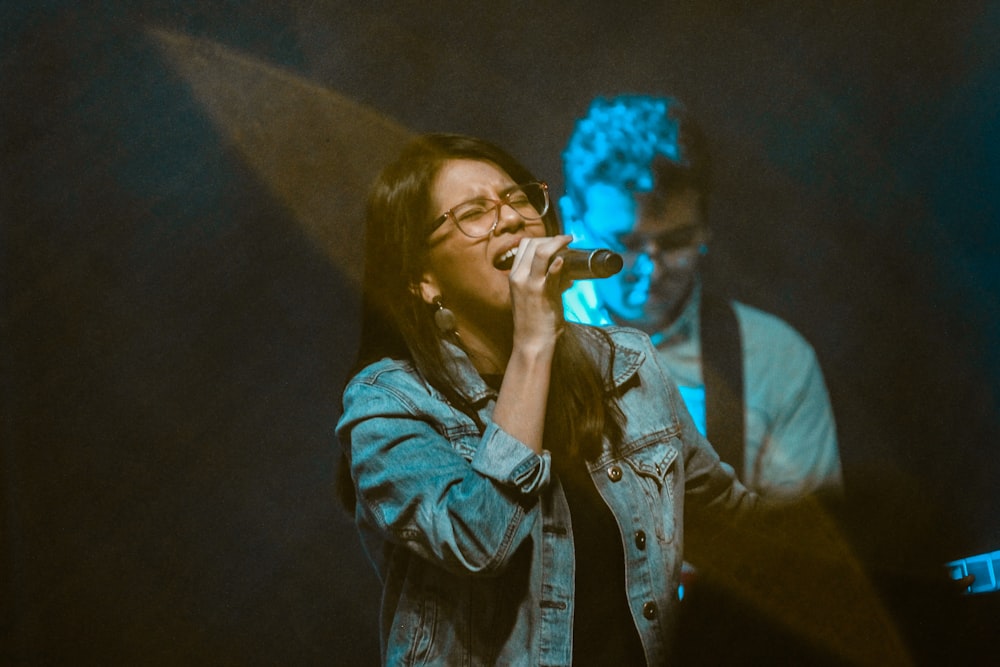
[418,159,547,326]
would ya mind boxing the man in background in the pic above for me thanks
[561,94,842,501]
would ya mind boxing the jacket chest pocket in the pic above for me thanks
[622,438,679,543]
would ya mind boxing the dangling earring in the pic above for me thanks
[432,296,456,334]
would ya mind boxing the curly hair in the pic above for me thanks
[562,95,712,214]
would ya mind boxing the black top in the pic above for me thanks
[555,455,646,666]
[481,372,645,665]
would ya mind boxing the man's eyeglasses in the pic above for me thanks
[618,225,701,254]
[430,182,549,238]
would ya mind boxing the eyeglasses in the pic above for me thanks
[430,182,550,238]
[618,225,702,254]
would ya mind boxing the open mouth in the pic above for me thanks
[494,247,518,271]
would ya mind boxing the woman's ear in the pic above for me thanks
[413,271,440,306]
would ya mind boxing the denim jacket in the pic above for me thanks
[337,325,755,666]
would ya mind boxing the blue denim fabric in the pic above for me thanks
[337,325,755,666]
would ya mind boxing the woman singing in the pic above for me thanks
[336,133,756,666]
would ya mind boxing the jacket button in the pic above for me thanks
[642,601,657,619]
[634,530,646,550]
[606,465,622,482]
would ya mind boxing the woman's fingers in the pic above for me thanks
[506,236,572,341]
[510,235,572,281]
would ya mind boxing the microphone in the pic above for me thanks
[554,248,624,279]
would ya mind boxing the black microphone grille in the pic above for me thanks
[589,249,624,277]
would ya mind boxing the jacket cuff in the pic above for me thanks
[471,422,551,495]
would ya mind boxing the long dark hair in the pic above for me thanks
[337,134,624,510]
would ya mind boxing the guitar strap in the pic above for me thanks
[699,292,746,481]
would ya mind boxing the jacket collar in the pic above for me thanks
[439,324,646,404]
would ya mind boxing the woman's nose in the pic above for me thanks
[493,202,526,235]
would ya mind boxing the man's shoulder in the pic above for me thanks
[731,301,810,345]
[729,301,822,373]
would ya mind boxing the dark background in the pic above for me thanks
[2,1,998,664]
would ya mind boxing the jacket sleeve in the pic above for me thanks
[678,392,760,518]
[336,368,550,577]
[750,340,842,499]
